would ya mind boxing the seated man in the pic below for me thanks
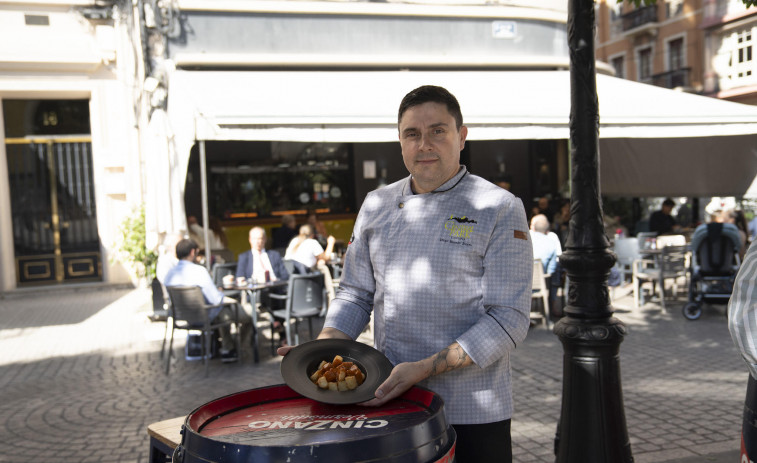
[236,226,290,346]
[236,227,289,284]
[164,238,239,363]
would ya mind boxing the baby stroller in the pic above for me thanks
[682,223,741,320]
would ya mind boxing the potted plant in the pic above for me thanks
[113,205,158,287]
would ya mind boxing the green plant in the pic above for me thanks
[113,205,158,282]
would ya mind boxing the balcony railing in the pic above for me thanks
[650,68,692,89]
[622,5,658,32]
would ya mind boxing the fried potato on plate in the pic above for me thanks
[310,354,364,392]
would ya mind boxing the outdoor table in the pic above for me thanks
[638,242,691,268]
[639,247,661,261]
[223,280,288,363]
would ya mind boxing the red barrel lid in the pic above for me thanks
[178,384,454,463]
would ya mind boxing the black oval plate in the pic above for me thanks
[281,339,393,405]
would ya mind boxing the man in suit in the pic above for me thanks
[236,226,290,283]
[236,226,290,347]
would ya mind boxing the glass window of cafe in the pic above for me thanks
[185,141,355,220]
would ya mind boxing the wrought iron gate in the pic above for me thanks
[5,137,102,285]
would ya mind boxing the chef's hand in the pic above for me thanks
[360,361,429,407]
[361,342,473,407]
[276,345,295,356]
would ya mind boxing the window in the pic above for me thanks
[609,2,623,37]
[611,55,625,79]
[664,37,688,88]
[729,28,754,82]
[668,37,684,70]
[666,0,683,18]
[638,47,653,82]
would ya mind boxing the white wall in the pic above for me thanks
[0,1,144,290]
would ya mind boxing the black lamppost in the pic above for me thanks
[554,1,633,461]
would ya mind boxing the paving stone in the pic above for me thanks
[0,284,746,462]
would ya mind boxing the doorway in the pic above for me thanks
[3,100,102,285]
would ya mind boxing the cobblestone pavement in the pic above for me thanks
[0,283,745,462]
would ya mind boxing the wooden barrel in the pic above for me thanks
[173,384,455,463]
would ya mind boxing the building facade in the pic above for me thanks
[595,0,705,93]
[702,0,757,104]
[594,0,757,225]
[0,0,574,290]
[4,0,753,291]
[0,0,147,290]
[596,0,757,103]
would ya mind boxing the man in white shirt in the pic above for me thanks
[164,239,239,363]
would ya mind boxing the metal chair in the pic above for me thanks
[211,262,238,295]
[149,277,170,322]
[633,244,688,309]
[163,286,240,377]
[211,248,235,264]
[531,259,551,329]
[613,237,640,284]
[269,273,326,352]
[283,259,330,314]
[283,259,311,276]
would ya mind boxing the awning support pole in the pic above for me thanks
[199,139,211,271]
[554,1,633,461]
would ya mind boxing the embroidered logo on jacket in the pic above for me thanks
[441,215,476,246]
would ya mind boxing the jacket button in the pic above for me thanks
[399,203,404,208]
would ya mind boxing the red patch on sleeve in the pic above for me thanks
[514,230,528,240]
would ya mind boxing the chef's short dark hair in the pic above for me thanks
[398,85,463,130]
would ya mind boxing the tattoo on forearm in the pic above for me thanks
[430,345,469,376]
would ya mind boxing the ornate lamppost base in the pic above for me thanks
[554,315,634,463]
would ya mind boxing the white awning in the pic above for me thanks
[166,69,757,197]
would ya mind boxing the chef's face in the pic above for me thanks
[399,102,467,194]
